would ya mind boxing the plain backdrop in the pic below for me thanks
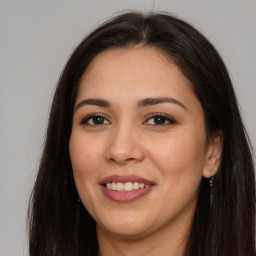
[0,1,255,255]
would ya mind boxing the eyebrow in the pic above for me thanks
[138,97,187,111]
[75,98,110,110]
[75,97,187,111]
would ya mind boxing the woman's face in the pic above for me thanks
[69,47,216,239]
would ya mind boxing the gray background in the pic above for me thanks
[0,1,255,255]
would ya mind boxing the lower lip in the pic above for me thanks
[101,185,153,203]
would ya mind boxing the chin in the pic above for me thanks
[96,211,154,239]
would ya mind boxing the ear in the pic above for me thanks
[203,131,223,178]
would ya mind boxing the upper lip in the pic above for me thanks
[99,175,155,186]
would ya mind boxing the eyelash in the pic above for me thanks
[80,113,177,127]
[143,113,177,126]
[80,113,111,126]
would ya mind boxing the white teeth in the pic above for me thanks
[124,182,133,191]
[105,182,151,191]
[111,182,116,190]
[116,183,124,191]
[133,182,140,189]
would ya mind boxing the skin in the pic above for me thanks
[69,47,222,256]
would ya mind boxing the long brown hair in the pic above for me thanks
[28,12,255,256]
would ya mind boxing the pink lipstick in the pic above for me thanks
[99,175,155,203]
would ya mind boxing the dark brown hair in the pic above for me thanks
[28,11,255,256]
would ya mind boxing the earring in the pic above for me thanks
[210,170,215,206]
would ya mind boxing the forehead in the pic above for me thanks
[76,47,196,106]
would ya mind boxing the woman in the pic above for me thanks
[28,12,255,256]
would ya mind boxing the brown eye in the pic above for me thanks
[152,116,168,125]
[91,116,105,125]
[80,114,110,126]
[144,114,177,126]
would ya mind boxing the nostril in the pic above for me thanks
[109,157,134,163]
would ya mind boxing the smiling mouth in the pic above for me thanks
[100,175,155,203]
[105,182,151,192]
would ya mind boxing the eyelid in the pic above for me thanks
[79,112,177,127]
[80,113,111,125]
[143,112,177,125]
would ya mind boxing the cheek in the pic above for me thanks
[69,133,106,217]
[69,133,102,173]
[69,133,104,196]
[148,129,207,181]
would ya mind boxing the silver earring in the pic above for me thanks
[210,170,215,206]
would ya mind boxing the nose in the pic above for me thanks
[105,124,145,165]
